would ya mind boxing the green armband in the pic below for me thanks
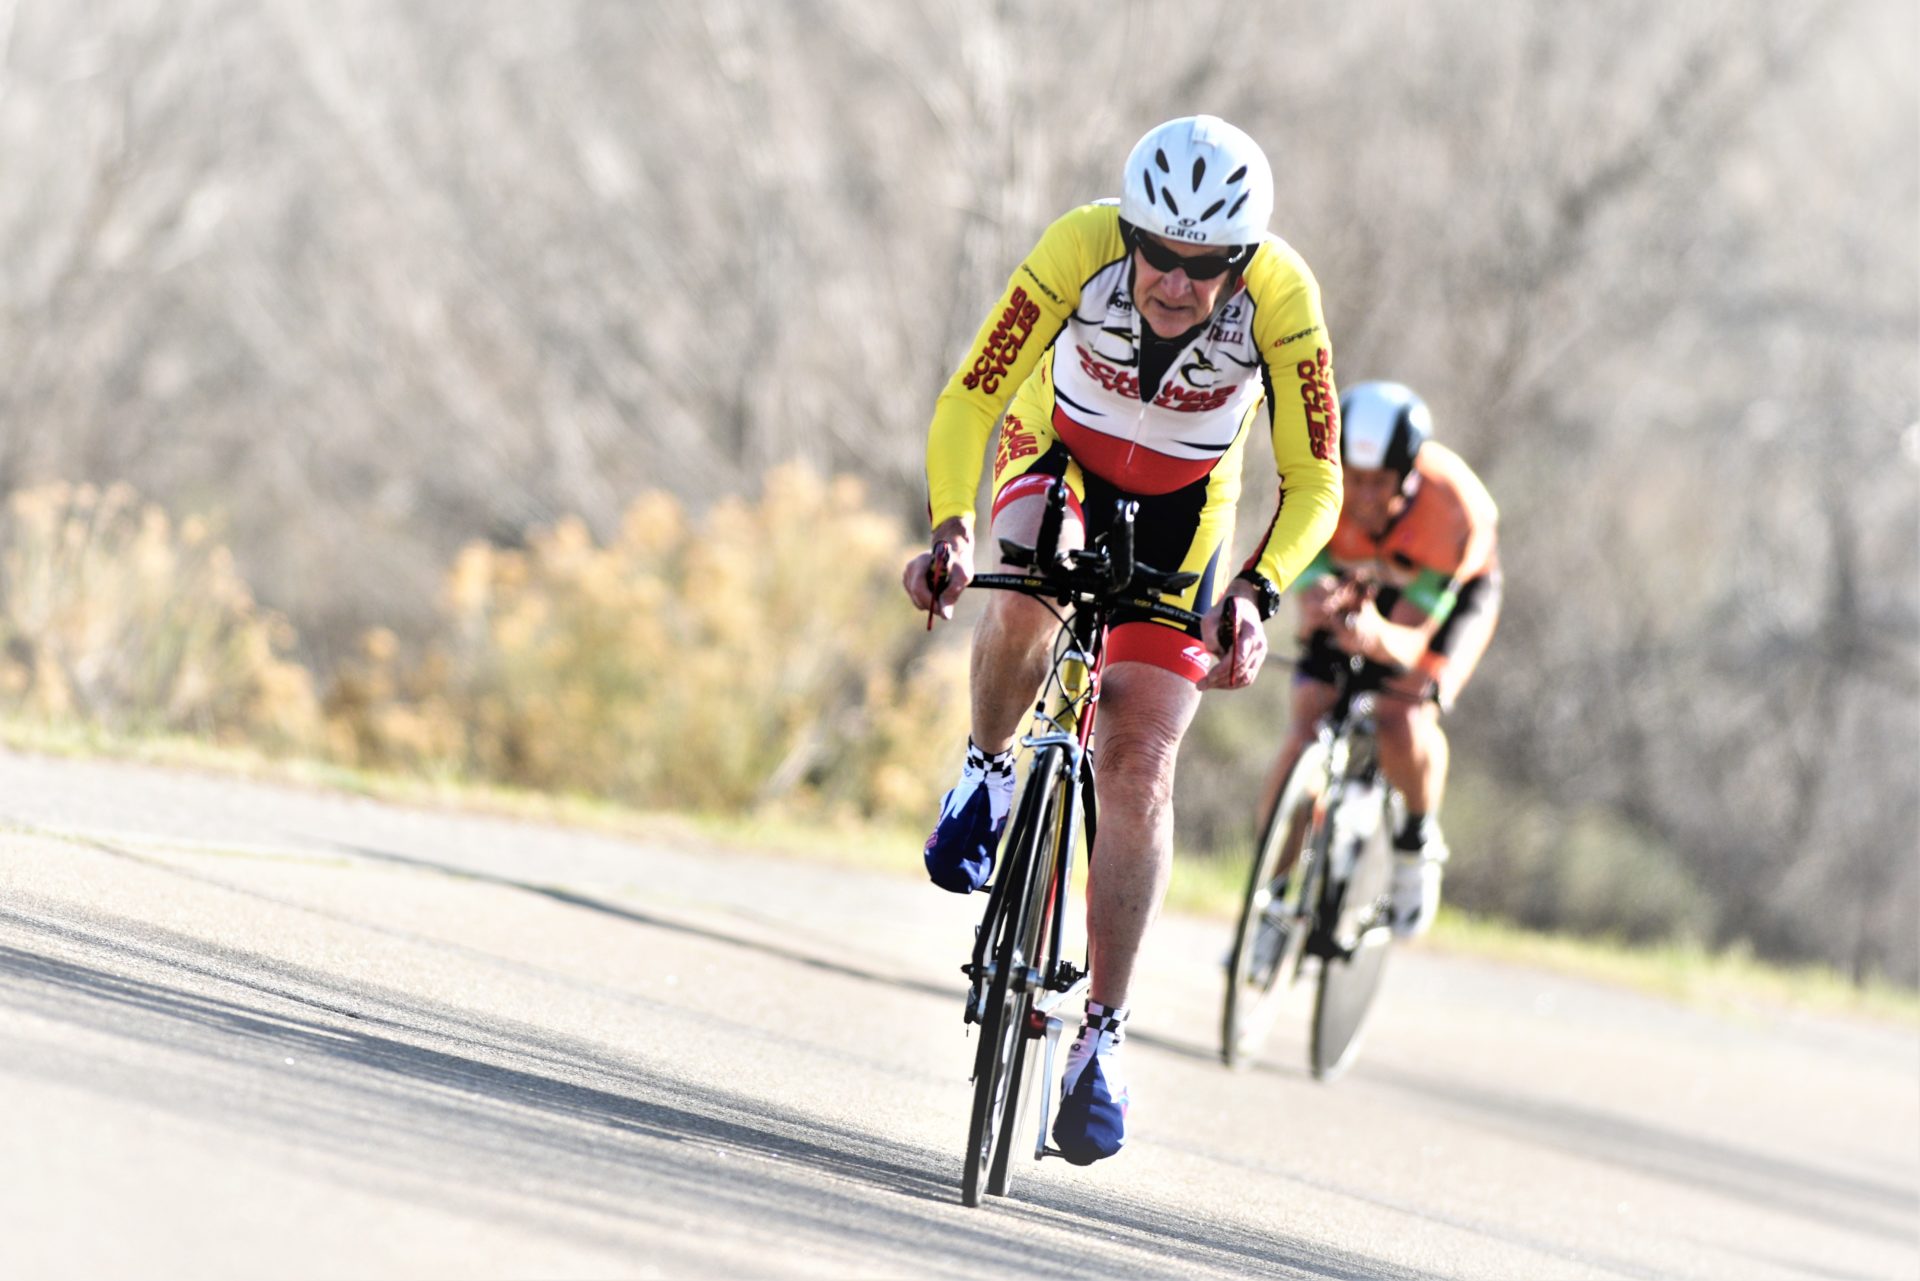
[1404,569,1460,624]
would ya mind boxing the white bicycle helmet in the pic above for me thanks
[1120,115,1275,247]
[1340,381,1433,477]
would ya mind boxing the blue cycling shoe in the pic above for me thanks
[1052,1004,1129,1165]
[923,742,1015,893]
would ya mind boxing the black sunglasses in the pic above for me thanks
[1122,222,1250,280]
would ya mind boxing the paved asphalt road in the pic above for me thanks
[1,750,1915,1280]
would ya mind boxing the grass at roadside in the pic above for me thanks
[3,714,1914,1029]
[1165,839,1920,1027]
[1421,910,1920,1028]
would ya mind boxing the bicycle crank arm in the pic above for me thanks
[1031,972,1090,1019]
[1335,896,1396,953]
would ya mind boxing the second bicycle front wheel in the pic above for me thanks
[1222,738,1329,1068]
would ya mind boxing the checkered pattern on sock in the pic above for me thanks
[923,739,1017,894]
[966,741,1016,780]
[1083,1000,1128,1040]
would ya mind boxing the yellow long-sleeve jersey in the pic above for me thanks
[925,201,1342,593]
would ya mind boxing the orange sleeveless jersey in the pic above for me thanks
[1324,442,1497,589]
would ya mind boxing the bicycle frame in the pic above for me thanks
[1017,621,1101,1159]
[959,621,1095,1007]
[956,477,1205,1196]
[1306,682,1390,958]
[958,613,1101,1165]
[1221,652,1402,1073]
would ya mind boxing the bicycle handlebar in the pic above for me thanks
[979,480,1203,628]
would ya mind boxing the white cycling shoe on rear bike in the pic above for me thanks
[1389,832,1448,940]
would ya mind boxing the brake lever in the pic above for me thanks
[1217,597,1242,685]
[925,540,953,631]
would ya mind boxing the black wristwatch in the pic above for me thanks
[1234,569,1283,622]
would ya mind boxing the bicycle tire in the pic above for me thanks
[1221,738,1330,1069]
[960,752,1057,1207]
[1308,812,1394,1082]
[984,750,1073,1197]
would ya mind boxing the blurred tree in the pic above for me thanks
[0,0,1911,979]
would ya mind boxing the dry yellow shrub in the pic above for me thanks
[329,464,971,821]
[0,482,321,745]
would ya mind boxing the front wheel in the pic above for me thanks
[1221,739,1329,1069]
[986,754,1074,1197]
[961,749,1061,1206]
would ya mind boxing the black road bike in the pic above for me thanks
[953,479,1204,1207]
[1220,653,1403,1081]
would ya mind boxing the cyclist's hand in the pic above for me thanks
[1297,574,1364,637]
[1199,593,1266,691]
[1329,597,1382,661]
[903,521,974,622]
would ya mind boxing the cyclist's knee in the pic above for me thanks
[1093,683,1193,810]
[1374,689,1434,737]
[1097,737,1178,815]
[976,586,1056,654]
[1377,704,1442,762]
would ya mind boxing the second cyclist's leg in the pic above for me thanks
[924,461,1087,893]
[1259,635,1342,825]
[1377,570,1501,935]
[1053,655,1202,1165]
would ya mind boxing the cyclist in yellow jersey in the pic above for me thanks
[902,116,1341,1165]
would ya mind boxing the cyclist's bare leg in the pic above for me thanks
[966,491,1086,753]
[1259,677,1337,824]
[1084,660,1202,1009]
[1374,688,1445,814]
[1373,583,1497,815]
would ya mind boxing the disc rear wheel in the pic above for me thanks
[1308,809,1394,1081]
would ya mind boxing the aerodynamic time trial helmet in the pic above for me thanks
[1340,381,1432,479]
[1120,115,1274,249]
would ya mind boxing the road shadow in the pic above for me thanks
[1363,1063,1919,1248]
[319,840,1301,1081]
[0,904,1443,1280]
[329,838,968,1005]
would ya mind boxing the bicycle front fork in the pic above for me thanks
[1033,1013,1068,1160]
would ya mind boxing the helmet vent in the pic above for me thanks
[1190,157,1206,190]
[1163,190,1181,216]
[1201,198,1225,221]
[1140,170,1158,207]
[1154,148,1170,173]
[1227,165,1248,185]
[1227,193,1249,219]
